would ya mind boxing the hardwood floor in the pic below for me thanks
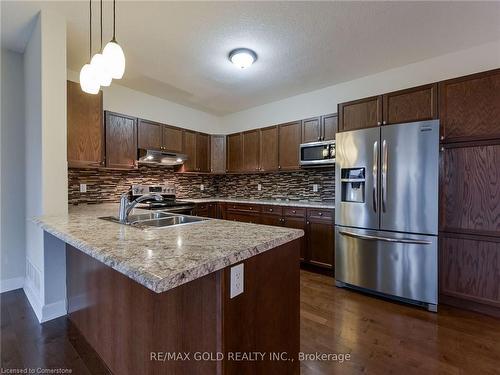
[299,271,500,375]
[2,271,500,374]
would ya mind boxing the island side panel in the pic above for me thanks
[222,238,301,375]
[66,244,221,375]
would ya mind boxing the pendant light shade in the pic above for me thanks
[103,40,125,79]
[91,53,112,86]
[80,63,100,94]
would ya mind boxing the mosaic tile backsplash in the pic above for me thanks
[68,166,335,205]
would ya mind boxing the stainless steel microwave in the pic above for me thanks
[299,140,335,167]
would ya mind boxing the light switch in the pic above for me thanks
[257,184,262,191]
[80,183,87,193]
[200,184,205,191]
[230,263,244,298]
[312,184,319,192]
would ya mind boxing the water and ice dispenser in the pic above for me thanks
[340,168,365,203]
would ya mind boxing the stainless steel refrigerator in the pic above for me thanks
[335,120,439,311]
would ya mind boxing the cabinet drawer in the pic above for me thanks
[260,205,283,216]
[307,208,334,222]
[226,203,261,213]
[284,207,306,218]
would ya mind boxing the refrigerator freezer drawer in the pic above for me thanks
[335,226,437,305]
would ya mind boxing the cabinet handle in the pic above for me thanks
[250,207,253,210]
[292,210,296,214]
[377,121,381,126]
[278,165,281,169]
[440,147,445,152]
[317,137,320,141]
[318,212,323,216]
[440,135,444,141]
[307,221,310,225]
[269,208,273,212]
[382,121,387,125]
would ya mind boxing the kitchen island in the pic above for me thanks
[34,204,303,374]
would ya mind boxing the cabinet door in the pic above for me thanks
[383,84,438,125]
[278,121,302,170]
[242,129,260,172]
[439,69,500,142]
[182,130,197,172]
[162,125,183,153]
[307,219,334,269]
[105,111,137,169]
[196,133,210,172]
[260,214,283,227]
[137,119,162,150]
[67,81,104,167]
[322,113,337,141]
[207,202,218,218]
[259,126,279,172]
[440,143,500,236]
[338,96,382,132]
[440,233,500,310]
[227,133,243,172]
[282,216,306,261]
[302,117,321,143]
[210,135,226,174]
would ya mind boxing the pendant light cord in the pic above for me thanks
[113,0,116,42]
[89,0,92,60]
[100,0,103,51]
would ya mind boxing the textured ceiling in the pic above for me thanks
[2,1,500,115]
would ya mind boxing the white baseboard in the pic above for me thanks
[23,281,67,323]
[23,281,43,322]
[42,299,67,322]
[0,277,24,293]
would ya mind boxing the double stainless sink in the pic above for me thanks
[99,211,208,230]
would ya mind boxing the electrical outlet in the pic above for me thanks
[200,184,205,191]
[312,184,319,192]
[80,183,87,193]
[230,263,244,298]
[257,183,262,191]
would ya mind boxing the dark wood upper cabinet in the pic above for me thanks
[162,125,183,153]
[259,126,279,172]
[137,119,162,151]
[302,117,322,143]
[439,69,500,143]
[278,121,302,170]
[322,113,337,141]
[210,135,226,174]
[227,133,243,172]
[67,81,104,167]
[440,143,500,237]
[242,129,260,172]
[105,111,137,169]
[182,130,197,172]
[338,95,383,132]
[383,84,438,125]
[196,132,210,172]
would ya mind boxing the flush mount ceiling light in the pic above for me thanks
[229,48,257,69]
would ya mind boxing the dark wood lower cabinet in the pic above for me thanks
[439,232,500,318]
[67,240,300,375]
[307,219,334,269]
[213,202,334,272]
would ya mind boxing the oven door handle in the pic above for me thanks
[338,230,432,245]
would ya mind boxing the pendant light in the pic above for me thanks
[80,0,100,94]
[92,0,112,87]
[103,0,125,79]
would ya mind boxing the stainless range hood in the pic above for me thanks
[138,149,188,166]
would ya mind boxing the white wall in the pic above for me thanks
[23,10,67,323]
[1,48,26,292]
[67,70,223,134]
[220,40,500,132]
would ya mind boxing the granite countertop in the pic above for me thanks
[187,197,335,209]
[33,204,303,294]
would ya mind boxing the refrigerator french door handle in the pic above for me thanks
[338,230,432,245]
[382,139,388,212]
[373,141,378,212]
